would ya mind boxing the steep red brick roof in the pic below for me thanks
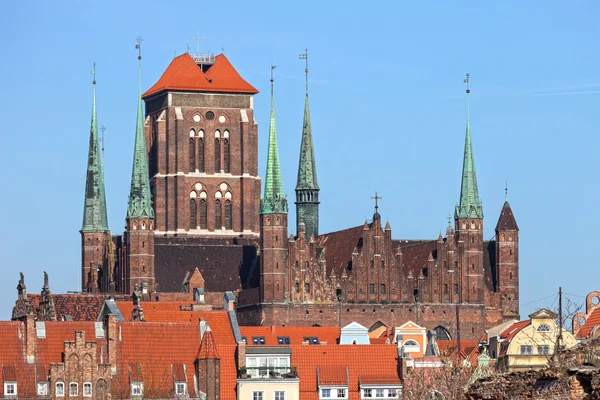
[240,326,340,346]
[316,226,364,276]
[36,322,105,365]
[291,345,400,400]
[577,308,600,339]
[28,293,130,321]
[495,201,519,231]
[143,53,258,98]
[396,240,438,277]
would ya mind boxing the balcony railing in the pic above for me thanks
[238,366,298,379]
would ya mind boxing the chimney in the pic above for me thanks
[105,313,117,374]
[25,313,37,364]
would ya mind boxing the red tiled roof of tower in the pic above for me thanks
[142,53,258,99]
[316,226,364,276]
[577,308,600,339]
[495,201,519,231]
[240,326,340,346]
[291,345,400,400]
[197,328,220,359]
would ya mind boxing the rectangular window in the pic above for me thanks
[380,284,386,294]
[131,383,143,396]
[70,383,78,396]
[387,389,398,397]
[454,284,459,294]
[369,284,375,294]
[363,389,372,398]
[305,283,310,294]
[252,391,264,400]
[175,382,187,395]
[375,389,384,397]
[520,345,532,355]
[537,345,550,355]
[252,336,266,345]
[37,382,48,396]
[56,382,65,397]
[303,336,319,344]
[321,389,331,398]
[277,336,291,344]
[4,383,16,395]
[275,391,286,400]
[337,388,347,398]
[83,382,92,397]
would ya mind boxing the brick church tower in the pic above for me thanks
[454,77,484,304]
[259,70,288,303]
[141,52,260,237]
[123,49,156,294]
[81,72,112,293]
[495,191,519,314]
[295,55,319,239]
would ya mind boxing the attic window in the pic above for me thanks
[131,383,144,397]
[537,324,551,333]
[277,336,291,345]
[4,382,16,396]
[252,336,266,345]
[175,382,187,396]
[303,336,319,345]
[241,336,247,344]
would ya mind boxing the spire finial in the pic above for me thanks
[136,36,143,93]
[505,180,508,202]
[464,72,470,120]
[91,62,96,85]
[371,192,382,213]
[447,214,452,226]
[299,49,308,96]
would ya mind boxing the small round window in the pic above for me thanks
[206,111,215,120]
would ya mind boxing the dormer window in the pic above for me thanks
[131,382,144,397]
[303,336,319,345]
[252,336,266,345]
[4,382,16,397]
[175,382,187,396]
[37,382,48,396]
[277,336,290,345]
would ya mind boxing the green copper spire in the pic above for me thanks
[82,65,109,232]
[295,49,320,238]
[260,66,288,215]
[127,38,154,220]
[455,73,483,220]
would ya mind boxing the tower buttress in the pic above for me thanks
[81,69,111,293]
[495,192,519,316]
[454,74,484,304]
[259,68,288,303]
[125,41,155,295]
[295,51,320,239]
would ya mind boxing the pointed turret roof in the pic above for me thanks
[495,201,519,231]
[455,81,483,220]
[296,90,319,191]
[260,70,288,215]
[127,58,154,220]
[142,53,258,98]
[197,326,220,359]
[82,79,109,232]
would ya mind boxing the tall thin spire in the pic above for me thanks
[127,36,154,219]
[260,65,287,215]
[82,63,109,232]
[455,73,483,220]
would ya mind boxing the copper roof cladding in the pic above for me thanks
[142,53,258,98]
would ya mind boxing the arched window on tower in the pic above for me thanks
[224,200,232,230]
[223,131,230,173]
[189,137,196,171]
[189,198,196,229]
[199,199,207,229]
[198,131,205,173]
[215,199,222,229]
[214,131,221,172]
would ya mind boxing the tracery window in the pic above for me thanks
[224,200,232,229]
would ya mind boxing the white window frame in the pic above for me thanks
[361,387,401,399]
[274,390,286,400]
[321,388,332,398]
[37,382,48,396]
[69,382,78,396]
[175,382,187,396]
[131,382,144,397]
[337,388,347,398]
[320,386,348,399]
[401,339,421,353]
[252,391,264,400]
[537,324,551,332]
[520,345,533,355]
[56,382,65,397]
[83,382,92,397]
[4,382,16,396]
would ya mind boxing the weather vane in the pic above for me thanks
[464,73,470,93]
[136,35,143,60]
[299,48,308,94]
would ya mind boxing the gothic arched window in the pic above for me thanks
[223,139,230,173]
[199,199,207,229]
[189,198,196,229]
[215,199,222,229]
[224,200,232,230]
[198,138,204,172]
[189,137,196,171]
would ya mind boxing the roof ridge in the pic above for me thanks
[317,225,363,238]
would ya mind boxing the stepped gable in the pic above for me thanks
[240,326,340,346]
[36,321,106,365]
[154,237,257,293]
[316,225,364,276]
[292,344,401,400]
[142,53,258,99]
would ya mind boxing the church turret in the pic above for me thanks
[454,74,484,304]
[125,39,155,295]
[81,66,111,293]
[295,50,320,239]
[259,66,288,303]
[495,186,519,316]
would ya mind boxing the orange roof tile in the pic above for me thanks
[142,53,258,98]
[577,308,600,339]
[197,328,220,359]
[499,320,530,341]
[240,326,340,346]
[36,322,104,366]
[291,345,400,400]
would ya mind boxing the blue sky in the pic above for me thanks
[0,1,598,321]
